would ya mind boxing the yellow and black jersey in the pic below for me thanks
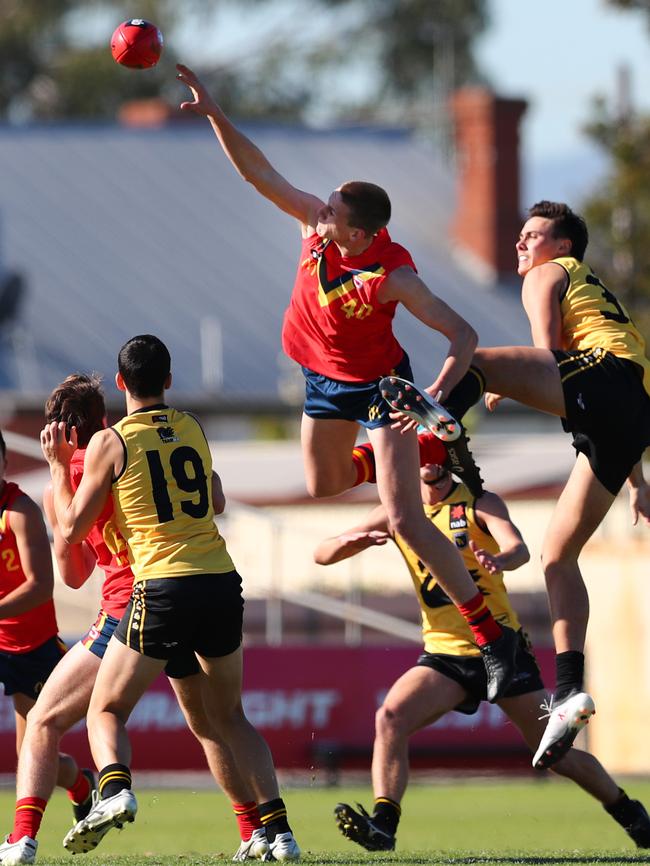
[394,481,520,656]
[554,256,650,396]
[111,406,234,583]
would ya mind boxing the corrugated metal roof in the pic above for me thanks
[0,122,529,399]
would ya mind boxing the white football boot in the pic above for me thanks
[63,788,137,854]
[533,691,596,769]
[0,835,37,865]
[232,827,269,861]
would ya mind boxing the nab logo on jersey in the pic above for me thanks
[157,426,179,444]
[449,503,468,531]
[152,414,168,424]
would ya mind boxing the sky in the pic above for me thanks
[475,0,650,204]
[176,0,650,207]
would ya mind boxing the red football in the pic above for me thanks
[110,19,163,69]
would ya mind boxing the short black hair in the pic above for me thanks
[118,334,171,398]
[45,373,105,448]
[0,430,5,459]
[527,200,589,261]
[339,181,391,236]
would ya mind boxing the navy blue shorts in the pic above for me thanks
[0,635,67,700]
[302,353,413,429]
[81,608,207,679]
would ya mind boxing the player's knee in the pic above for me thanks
[375,703,404,738]
[305,474,346,498]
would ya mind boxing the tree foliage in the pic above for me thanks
[1,0,489,123]
[582,99,650,336]
[0,1,209,121]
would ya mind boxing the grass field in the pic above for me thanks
[1,777,649,865]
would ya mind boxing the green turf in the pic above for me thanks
[1,778,648,865]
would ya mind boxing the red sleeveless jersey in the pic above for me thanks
[70,450,132,619]
[281,228,416,381]
[0,482,58,653]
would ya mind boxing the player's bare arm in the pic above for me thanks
[521,262,567,349]
[626,460,650,527]
[314,505,390,565]
[42,483,97,588]
[41,423,118,544]
[380,266,477,402]
[0,494,54,619]
[176,63,324,231]
[211,470,226,515]
[470,492,529,575]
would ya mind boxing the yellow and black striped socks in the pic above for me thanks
[373,797,401,835]
[98,763,132,799]
[258,797,291,843]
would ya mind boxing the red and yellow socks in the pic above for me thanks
[66,768,92,806]
[352,432,447,488]
[233,801,263,842]
[458,591,502,645]
[10,797,47,843]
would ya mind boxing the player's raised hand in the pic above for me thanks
[176,63,218,117]
[40,421,77,468]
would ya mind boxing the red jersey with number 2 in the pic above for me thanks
[69,450,132,619]
[282,228,416,382]
[0,482,58,653]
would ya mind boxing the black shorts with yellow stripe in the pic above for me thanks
[552,347,650,495]
[114,571,243,669]
[416,630,543,715]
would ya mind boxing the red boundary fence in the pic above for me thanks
[0,645,553,776]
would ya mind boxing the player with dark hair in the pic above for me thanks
[0,372,281,864]
[384,200,650,769]
[315,463,650,853]
[40,337,300,863]
[175,63,519,702]
[0,429,91,866]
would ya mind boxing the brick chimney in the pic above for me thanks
[450,88,527,284]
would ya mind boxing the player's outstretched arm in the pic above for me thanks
[176,63,324,230]
[471,492,529,574]
[379,266,477,401]
[42,484,97,588]
[314,506,391,565]
[0,493,54,619]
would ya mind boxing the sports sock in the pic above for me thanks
[352,443,376,486]
[67,768,92,806]
[372,797,401,836]
[457,591,502,646]
[554,651,585,701]
[351,433,447,487]
[605,789,643,825]
[233,801,263,842]
[258,797,291,843]
[443,366,486,420]
[98,763,131,799]
[10,797,47,842]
